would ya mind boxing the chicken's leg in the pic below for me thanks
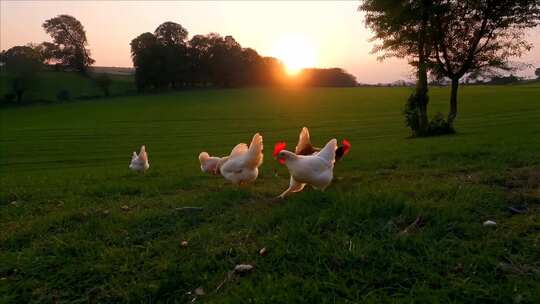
[277,176,306,199]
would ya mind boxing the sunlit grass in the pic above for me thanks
[1,85,539,302]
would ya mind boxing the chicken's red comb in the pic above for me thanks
[342,139,351,155]
[273,141,287,157]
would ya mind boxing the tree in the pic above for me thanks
[297,68,357,87]
[360,0,434,136]
[154,22,189,88]
[430,0,540,127]
[3,46,42,102]
[536,67,540,79]
[130,32,163,90]
[154,21,188,47]
[42,15,95,73]
[27,42,60,65]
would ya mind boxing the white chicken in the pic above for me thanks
[275,138,337,198]
[129,145,150,173]
[198,152,229,175]
[274,127,350,162]
[219,133,264,185]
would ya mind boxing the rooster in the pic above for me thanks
[273,127,350,163]
[129,145,150,173]
[198,152,229,175]
[275,138,337,198]
[219,133,264,185]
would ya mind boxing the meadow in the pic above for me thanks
[1,84,539,302]
[0,71,135,103]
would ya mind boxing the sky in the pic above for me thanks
[1,0,539,84]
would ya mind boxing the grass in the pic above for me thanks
[0,71,135,102]
[0,85,539,303]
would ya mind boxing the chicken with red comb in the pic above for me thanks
[273,141,287,165]
[335,139,351,161]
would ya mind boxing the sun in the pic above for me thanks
[272,34,317,75]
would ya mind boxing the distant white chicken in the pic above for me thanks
[219,133,264,185]
[198,152,229,175]
[129,145,150,173]
[275,138,337,198]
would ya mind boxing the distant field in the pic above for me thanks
[1,86,539,302]
[0,71,135,102]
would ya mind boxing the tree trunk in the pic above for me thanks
[414,12,429,136]
[448,77,459,126]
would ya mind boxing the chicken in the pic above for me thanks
[219,133,264,185]
[129,145,150,172]
[198,152,229,175]
[273,127,351,161]
[275,138,337,198]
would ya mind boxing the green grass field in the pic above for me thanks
[1,85,539,303]
[0,71,135,102]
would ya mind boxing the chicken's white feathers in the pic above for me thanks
[295,127,312,154]
[219,133,264,184]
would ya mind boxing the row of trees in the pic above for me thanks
[131,22,357,91]
[361,0,540,136]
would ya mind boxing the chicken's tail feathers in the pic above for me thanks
[248,133,263,154]
[300,127,310,142]
[318,138,337,163]
[131,151,138,161]
[139,145,148,162]
[247,133,264,166]
[296,127,312,154]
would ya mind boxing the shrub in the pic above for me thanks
[56,89,71,101]
[404,93,422,134]
[427,112,455,135]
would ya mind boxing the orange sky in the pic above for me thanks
[1,0,539,83]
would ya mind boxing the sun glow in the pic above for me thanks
[272,34,317,75]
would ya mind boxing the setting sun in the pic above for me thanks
[272,34,317,75]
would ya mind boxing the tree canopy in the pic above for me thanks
[42,14,95,73]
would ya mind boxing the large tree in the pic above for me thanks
[130,32,164,90]
[360,0,434,136]
[42,15,94,73]
[3,46,42,102]
[430,0,540,126]
[154,22,190,88]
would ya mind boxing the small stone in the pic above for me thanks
[483,220,497,227]
[259,247,268,257]
[234,264,254,273]
[181,240,188,247]
[121,205,130,211]
[194,287,205,296]
[0,277,6,280]
[103,210,110,215]
[10,201,18,206]
[508,206,527,214]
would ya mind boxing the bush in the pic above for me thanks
[404,94,455,137]
[404,93,421,133]
[427,112,455,135]
[56,89,71,101]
